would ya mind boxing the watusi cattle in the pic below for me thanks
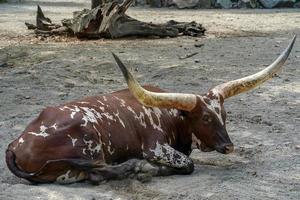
[6,35,296,184]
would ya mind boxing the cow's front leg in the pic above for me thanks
[142,142,194,176]
[88,158,144,184]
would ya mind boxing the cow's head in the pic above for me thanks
[113,35,295,154]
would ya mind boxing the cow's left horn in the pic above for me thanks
[212,35,296,99]
[112,53,197,111]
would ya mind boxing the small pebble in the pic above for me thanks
[194,43,204,48]
[64,82,75,88]
[0,62,8,68]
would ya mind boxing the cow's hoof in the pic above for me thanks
[88,172,105,185]
[135,173,152,183]
[136,160,158,175]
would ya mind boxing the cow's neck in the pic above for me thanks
[173,113,194,155]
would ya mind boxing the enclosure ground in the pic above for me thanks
[0,2,299,200]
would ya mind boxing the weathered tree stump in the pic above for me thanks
[25,5,69,36]
[25,0,205,39]
[91,0,102,9]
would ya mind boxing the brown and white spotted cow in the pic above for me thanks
[6,36,296,184]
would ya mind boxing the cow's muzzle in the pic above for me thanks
[215,143,234,154]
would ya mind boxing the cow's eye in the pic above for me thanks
[202,114,212,123]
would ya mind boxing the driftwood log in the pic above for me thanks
[25,0,205,39]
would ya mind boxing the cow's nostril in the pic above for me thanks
[224,144,234,154]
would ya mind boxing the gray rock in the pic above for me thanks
[134,0,148,6]
[294,1,300,7]
[237,0,259,8]
[198,0,214,8]
[259,0,295,8]
[171,0,199,8]
[0,55,8,68]
[0,62,8,68]
[150,0,162,7]
[6,0,22,2]
[216,0,233,8]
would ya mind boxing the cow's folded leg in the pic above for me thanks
[137,160,192,178]
[87,157,187,184]
[87,158,146,184]
[141,143,194,176]
[134,172,153,183]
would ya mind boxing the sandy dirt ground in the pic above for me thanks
[0,1,300,200]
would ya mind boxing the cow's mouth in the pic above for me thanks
[215,143,234,154]
[200,143,214,152]
[200,142,234,154]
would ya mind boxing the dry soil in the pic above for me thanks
[0,1,299,200]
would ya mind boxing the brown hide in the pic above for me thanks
[6,86,191,183]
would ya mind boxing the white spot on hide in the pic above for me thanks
[169,109,179,117]
[61,105,119,127]
[191,133,201,149]
[80,107,102,127]
[14,137,25,150]
[113,110,125,128]
[127,106,146,128]
[102,112,115,121]
[67,134,78,147]
[82,137,101,158]
[50,123,58,130]
[197,92,224,125]
[149,142,190,168]
[78,101,90,104]
[97,100,105,106]
[60,106,81,119]
[143,106,163,132]
[56,170,85,184]
[114,96,126,107]
[171,131,176,141]
[99,106,105,111]
[28,123,57,138]
[19,137,24,144]
[107,139,115,155]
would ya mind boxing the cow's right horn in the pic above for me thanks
[212,35,296,99]
[113,53,197,111]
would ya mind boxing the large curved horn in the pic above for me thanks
[112,53,197,111]
[212,35,296,99]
